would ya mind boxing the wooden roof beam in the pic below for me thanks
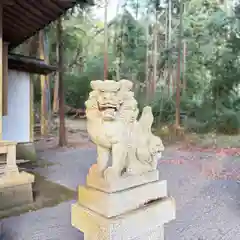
[2,0,15,5]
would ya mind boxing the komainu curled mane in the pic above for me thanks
[85,79,164,181]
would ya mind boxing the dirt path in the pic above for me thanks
[34,119,94,152]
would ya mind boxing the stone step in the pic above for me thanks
[78,180,167,218]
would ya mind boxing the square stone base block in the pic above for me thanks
[85,226,164,240]
[133,226,164,240]
[87,167,159,193]
[78,180,167,218]
[0,171,34,210]
[72,197,175,240]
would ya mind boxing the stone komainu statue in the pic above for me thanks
[85,79,164,181]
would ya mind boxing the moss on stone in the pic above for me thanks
[16,143,37,161]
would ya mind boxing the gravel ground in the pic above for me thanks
[1,146,240,240]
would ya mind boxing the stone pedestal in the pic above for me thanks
[0,171,34,210]
[0,141,34,211]
[0,140,19,175]
[71,169,176,239]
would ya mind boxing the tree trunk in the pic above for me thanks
[152,10,158,95]
[175,0,184,128]
[53,22,59,113]
[57,17,67,147]
[103,0,108,80]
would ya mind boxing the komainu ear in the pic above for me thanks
[119,79,133,91]
[90,80,103,90]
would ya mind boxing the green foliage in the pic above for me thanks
[29,0,240,135]
[64,74,91,108]
[216,109,240,134]
[180,0,240,133]
[150,88,176,125]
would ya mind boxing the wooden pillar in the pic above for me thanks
[39,30,48,136]
[53,31,59,114]
[0,4,3,139]
[3,42,8,116]
[29,78,34,142]
[53,74,59,113]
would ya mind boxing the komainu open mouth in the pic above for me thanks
[98,103,118,112]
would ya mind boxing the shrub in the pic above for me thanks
[216,110,240,134]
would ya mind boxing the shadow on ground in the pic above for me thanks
[0,159,76,220]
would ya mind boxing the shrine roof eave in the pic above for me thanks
[8,53,57,75]
[3,0,94,50]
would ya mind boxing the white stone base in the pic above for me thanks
[0,171,34,210]
[85,226,164,240]
[0,140,18,175]
[133,226,164,240]
[87,166,159,193]
[73,166,176,239]
[78,180,167,217]
[72,197,175,240]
